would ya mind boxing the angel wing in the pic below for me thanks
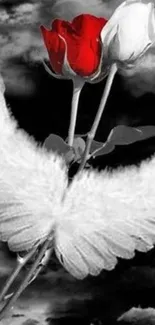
[1,74,155,281]
[55,162,155,279]
[0,78,68,252]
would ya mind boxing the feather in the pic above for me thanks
[1,75,155,279]
[55,164,155,278]
[0,81,68,252]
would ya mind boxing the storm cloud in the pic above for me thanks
[1,0,155,97]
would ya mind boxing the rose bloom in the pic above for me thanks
[40,14,108,81]
[101,0,155,67]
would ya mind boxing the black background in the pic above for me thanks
[1,0,155,324]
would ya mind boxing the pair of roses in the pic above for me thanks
[1,2,155,319]
[40,0,155,170]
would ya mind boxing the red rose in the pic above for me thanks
[40,14,107,77]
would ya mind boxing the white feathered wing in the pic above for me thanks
[1,76,155,280]
[55,164,155,279]
[0,79,68,252]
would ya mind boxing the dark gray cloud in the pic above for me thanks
[46,0,122,21]
[0,0,113,95]
[0,1,47,95]
[0,0,155,97]
[0,0,118,67]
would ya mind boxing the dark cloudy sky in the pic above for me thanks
[1,4,155,324]
[1,0,155,154]
[1,0,127,147]
[0,0,124,96]
[1,0,155,98]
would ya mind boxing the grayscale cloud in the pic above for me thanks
[0,0,155,97]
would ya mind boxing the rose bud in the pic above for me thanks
[101,0,155,69]
[40,14,113,148]
[40,14,108,82]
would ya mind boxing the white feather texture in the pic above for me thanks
[55,161,155,279]
[1,76,155,279]
[0,78,68,252]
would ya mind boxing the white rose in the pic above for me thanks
[101,0,155,66]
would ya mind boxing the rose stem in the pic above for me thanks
[78,63,117,172]
[2,246,53,304]
[27,247,53,285]
[0,247,37,304]
[68,79,85,147]
[0,232,54,320]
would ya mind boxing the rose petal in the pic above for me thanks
[41,14,108,77]
[101,1,155,63]
[67,40,101,76]
[40,25,65,73]
[72,14,107,39]
[52,19,74,37]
